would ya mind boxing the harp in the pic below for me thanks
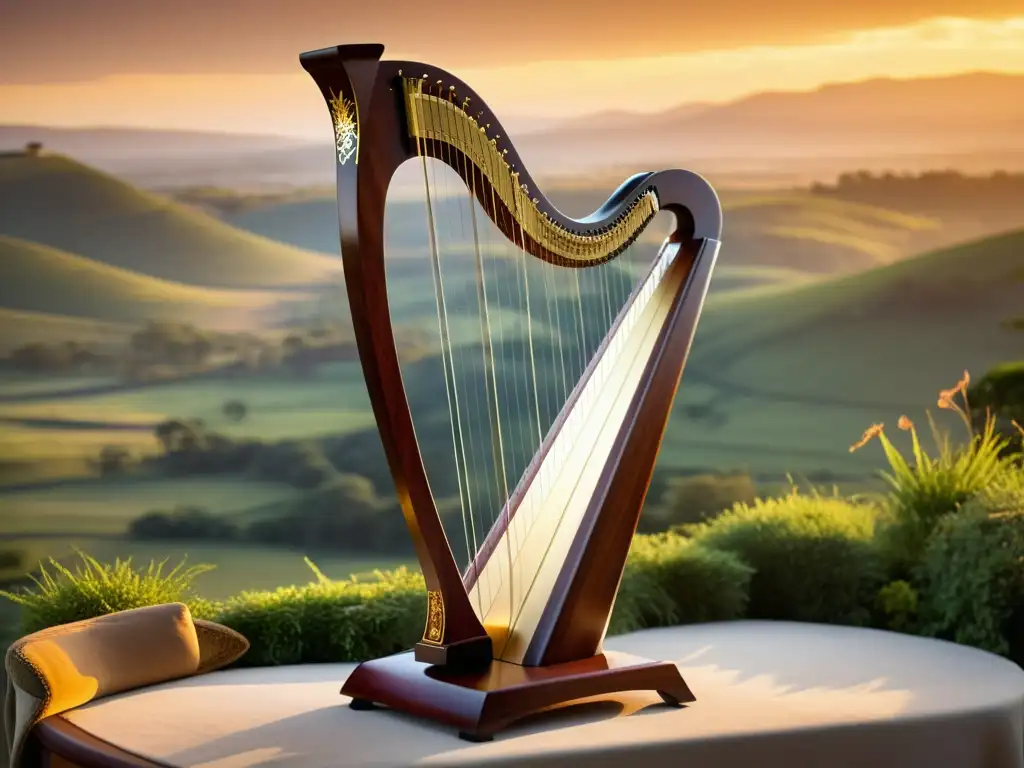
[300,44,722,741]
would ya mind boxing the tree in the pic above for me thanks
[98,445,133,476]
[222,399,248,422]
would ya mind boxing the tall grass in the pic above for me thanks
[0,549,216,634]
[850,371,1018,574]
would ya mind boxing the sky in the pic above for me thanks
[1,1,1023,138]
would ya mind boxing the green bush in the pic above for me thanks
[917,490,1024,657]
[129,506,240,542]
[609,533,752,635]
[639,472,759,531]
[0,551,218,634]
[692,491,883,626]
[217,562,426,666]
[876,580,919,633]
[1,537,752,666]
[969,362,1024,422]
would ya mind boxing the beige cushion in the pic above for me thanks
[3,603,248,767]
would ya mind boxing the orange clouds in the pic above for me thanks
[1,16,1022,137]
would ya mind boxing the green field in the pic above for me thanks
[1,477,303,535]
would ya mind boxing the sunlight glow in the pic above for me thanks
[0,16,1022,137]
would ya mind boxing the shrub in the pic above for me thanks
[215,561,426,666]
[129,506,240,542]
[98,445,134,476]
[917,490,1024,658]
[0,548,24,572]
[640,472,758,531]
[969,362,1024,423]
[245,476,404,552]
[0,551,217,635]
[851,371,1015,576]
[876,580,919,633]
[610,533,752,635]
[250,440,338,489]
[222,399,249,422]
[693,490,883,626]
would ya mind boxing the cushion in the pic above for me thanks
[194,619,250,674]
[3,603,249,767]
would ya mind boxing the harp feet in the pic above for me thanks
[658,690,686,708]
[458,731,495,743]
[349,698,376,711]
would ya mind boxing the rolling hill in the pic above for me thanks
[221,186,973,278]
[0,235,300,330]
[0,153,342,289]
[648,228,1024,478]
[691,228,1024,404]
[0,308,133,355]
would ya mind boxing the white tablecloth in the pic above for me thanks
[59,621,1024,767]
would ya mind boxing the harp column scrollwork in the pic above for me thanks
[329,91,359,166]
[301,41,723,741]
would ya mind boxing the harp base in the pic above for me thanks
[414,635,493,669]
[340,649,695,742]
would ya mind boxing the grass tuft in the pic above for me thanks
[0,549,217,634]
[850,371,1018,574]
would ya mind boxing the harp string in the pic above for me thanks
[441,92,488,609]
[433,93,480,579]
[418,117,475,583]
[442,89,512,611]
[407,79,673,644]
[441,89,498,605]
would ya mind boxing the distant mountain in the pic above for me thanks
[0,125,311,162]
[515,72,1024,173]
[0,152,341,289]
[547,103,714,133]
[3,71,1022,188]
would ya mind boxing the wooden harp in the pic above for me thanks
[300,43,722,741]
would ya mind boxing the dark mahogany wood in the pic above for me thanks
[342,649,694,742]
[526,238,720,666]
[300,41,721,739]
[300,45,492,667]
[32,716,163,768]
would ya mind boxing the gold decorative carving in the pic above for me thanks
[329,91,359,166]
[424,590,445,644]
[403,78,658,265]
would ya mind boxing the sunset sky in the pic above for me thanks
[2,1,1023,138]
